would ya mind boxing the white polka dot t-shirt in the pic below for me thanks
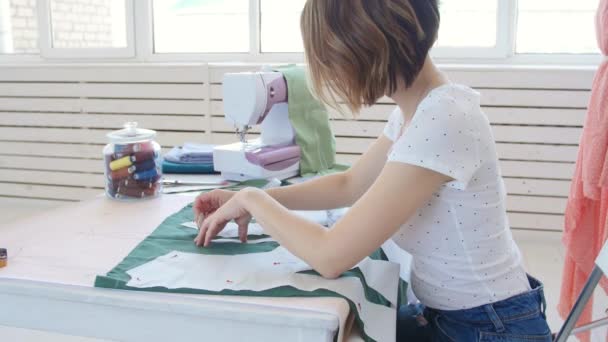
[383,84,531,311]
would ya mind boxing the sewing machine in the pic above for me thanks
[213,71,301,181]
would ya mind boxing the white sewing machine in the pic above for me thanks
[213,71,301,181]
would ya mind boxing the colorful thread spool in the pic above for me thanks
[113,142,154,160]
[133,168,159,181]
[118,179,156,190]
[109,156,133,171]
[110,177,158,192]
[131,151,156,163]
[110,159,158,181]
[115,185,158,199]
[0,248,6,268]
[131,159,156,173]
[110,166,131,181]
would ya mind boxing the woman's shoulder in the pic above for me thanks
[422,83,480,111]
[384,84,486,142]
[414,83,485,126]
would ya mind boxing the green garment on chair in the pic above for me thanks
[276,65,336,175]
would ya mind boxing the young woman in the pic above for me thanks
[193,0,552,340]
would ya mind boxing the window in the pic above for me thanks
[517,0,599,54]
[51,0,127,48]
[0,0,39,54]
[49,0,127,49]
[436,0,498,48]
[0,0,601,63]
[36,0,134,58]
[153,0,250,53]
[259,0,501,53]
[260,0,305,53]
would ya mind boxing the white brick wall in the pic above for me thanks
[8,0,115,53]
[50,0,113,48]
[8,0,38,53]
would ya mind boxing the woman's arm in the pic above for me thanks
[198,161,450,278]
[194,135,393,243]
[266,136,393,210]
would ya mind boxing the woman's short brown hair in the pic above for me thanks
[301,0,440,112]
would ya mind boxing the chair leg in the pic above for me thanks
[554,266,604,342]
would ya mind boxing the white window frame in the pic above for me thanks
[138,0,303,63]
[432,0,514,59]
[36,0,135,59]
[504,0,602,66]
[0,0,601,66]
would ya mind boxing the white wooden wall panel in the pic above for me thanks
[0,127,205,146]
[0,98,83,112]
[441,67,595,89]
[0,83,207,99]
[0,63,596,233]
[0,65,210,83]
[506,196,567,215]
[504,179,570,197]
[478,89,590,108]
[0,156,101,173]
[0,64,210,202]
[499,161,574,180]
[0,142,103,159]
[495,143,579,163]
[483,108,586,126]
[0,113,206,131]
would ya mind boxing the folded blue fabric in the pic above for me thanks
[162,160,216,174]
[165,143,215,164]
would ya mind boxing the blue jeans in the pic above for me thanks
[397,275,552,341]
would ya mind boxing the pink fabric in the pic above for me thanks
[598,0,608,53]
[558,1,608,340]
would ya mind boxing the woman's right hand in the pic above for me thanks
[193,189,236,226]
[193,189,253,241]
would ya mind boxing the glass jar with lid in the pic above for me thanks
[103,122,162,200]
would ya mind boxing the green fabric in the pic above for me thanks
[276,65,336,175]
[95,202,402,342]
[95,177,408,342]
[162,160,216,174]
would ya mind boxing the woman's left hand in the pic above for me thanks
[194,188,260,247]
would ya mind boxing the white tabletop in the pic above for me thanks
[0,192,353,342]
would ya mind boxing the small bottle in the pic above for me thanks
[0,248,7,268]
[103,122,162,201]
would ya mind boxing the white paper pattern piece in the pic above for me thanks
[127,249,399,342]
[182,209,348,238]
[181,221,198,230]
[292,210,330,225]
[181,221,266,237]
[293,208,349,227]
[381,239,418,305]
[357,258,399,307]
[211,237,276,244]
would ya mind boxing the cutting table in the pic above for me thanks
[0,192,358,342]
